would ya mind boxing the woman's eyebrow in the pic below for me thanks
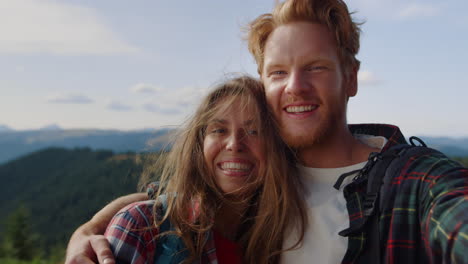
[210,119,227,124]
[244,120,255,126]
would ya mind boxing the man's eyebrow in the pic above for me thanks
[265,58,334,70]
[264,63,285,71]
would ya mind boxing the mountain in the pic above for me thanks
[0,124,13,132]
[417,136,468,157]
[38,123,62,131]
[0,147,161,254]
[0,128,174,165]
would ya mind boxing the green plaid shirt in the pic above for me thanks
[344,124,468,264]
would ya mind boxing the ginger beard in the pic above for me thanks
[275,90,348,150]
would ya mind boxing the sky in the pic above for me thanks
[1,0,467,137]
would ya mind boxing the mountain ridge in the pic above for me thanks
[0,128,467,165]
[0,128,174,164]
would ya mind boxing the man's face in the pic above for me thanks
[261,22,356,149]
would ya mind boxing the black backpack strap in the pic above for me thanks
[360,145,411,263]
[336,136,430,263]
[337,146,410,235]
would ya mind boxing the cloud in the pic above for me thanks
[106,101,133,112]
[46,94,93,104]
[397,3,439,19]
[358,70,381,86]
[0,0,138,54]
[134,83,207,115]
[130,83,162,94]
[142,103,183,115]
[171,85,207,105]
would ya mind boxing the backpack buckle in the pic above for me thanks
[363,192,378,217]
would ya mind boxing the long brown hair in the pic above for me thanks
[142,75,307,263]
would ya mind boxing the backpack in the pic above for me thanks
[333,136,440,263]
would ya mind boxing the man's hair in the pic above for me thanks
[141,75,307,263]
[247,0,362,75]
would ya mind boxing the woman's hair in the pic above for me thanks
[142,75,307,263]
[247,0,362,76]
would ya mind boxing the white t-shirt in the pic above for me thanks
[281,135,387,264]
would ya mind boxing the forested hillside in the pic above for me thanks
[453,156,468,167]
[0,147,162,260]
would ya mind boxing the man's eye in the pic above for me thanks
[271,70,287,76]
[307,65,327,71]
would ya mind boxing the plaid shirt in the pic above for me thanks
[344,124,468,264]
[105,200,219,264]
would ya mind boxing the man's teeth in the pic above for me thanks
[221,162,251,171]
[286,105,317,113]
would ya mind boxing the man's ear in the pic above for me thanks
[346,66,358,98]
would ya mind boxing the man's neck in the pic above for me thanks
[298,129,380,168]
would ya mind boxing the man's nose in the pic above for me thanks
[285,71,309,96]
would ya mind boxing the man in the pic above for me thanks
[65,0,468,263]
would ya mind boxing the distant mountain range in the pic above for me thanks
[0,124,13,132]
[0,127,174,164]
[0,126,467,165]
[416,136,468,157]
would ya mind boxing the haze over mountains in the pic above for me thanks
[0,124,468,165]
[0,124,13,132]
[0,125,174,164]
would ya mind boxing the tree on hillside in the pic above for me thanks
[1,206,37,260]
[453,157,468,167]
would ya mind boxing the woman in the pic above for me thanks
[104,76,307,263]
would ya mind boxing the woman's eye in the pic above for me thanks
[211,128,226,134]
[247,129,258,136]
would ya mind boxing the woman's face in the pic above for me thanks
[203,98,265,195]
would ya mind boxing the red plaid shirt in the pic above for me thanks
[105,200,219,264]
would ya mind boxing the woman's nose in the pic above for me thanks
[225,132,245,152]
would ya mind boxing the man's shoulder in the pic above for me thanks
[379,144,467,199]
[400,146,465,175]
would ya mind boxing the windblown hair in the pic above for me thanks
[247,0,362,75]
[142,75,307,263]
